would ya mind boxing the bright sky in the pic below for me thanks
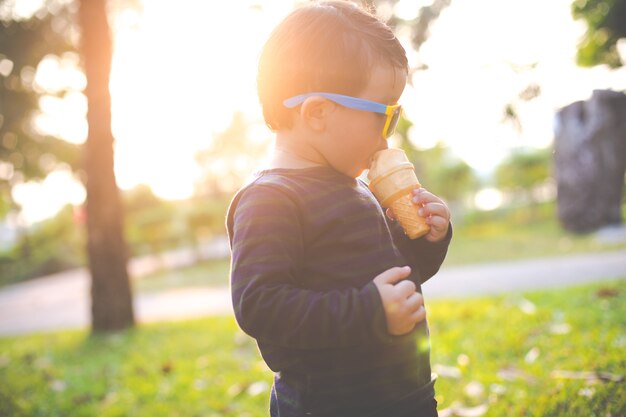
[10,0,626,224]
[108,0,292,199]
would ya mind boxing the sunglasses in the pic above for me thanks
[283,92,402,139]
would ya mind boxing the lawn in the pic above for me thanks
[1,279,624,417]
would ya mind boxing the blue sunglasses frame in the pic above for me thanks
[283,92,402,139]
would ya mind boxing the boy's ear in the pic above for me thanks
[300,97,335,132]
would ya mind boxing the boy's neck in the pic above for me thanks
[265,132,328,170]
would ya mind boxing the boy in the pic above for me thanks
[226,2,452,416]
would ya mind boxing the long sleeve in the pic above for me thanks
[390,219,453,284]
[229,184,389,350]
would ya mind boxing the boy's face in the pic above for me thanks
[311,64,407,178]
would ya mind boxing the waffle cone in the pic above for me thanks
[368,149,430,239]
[389,193,430,239]
[369,166,418,207]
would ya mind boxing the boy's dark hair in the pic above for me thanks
[257,0,408,131]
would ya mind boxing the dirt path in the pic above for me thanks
[1,249,624,336]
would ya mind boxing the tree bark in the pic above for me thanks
[553,89,626,233]
[80,0,135,332]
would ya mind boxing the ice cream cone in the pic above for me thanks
[368,149,430,239]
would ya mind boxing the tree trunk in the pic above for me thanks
[80,0,135,332]
[553,89,626,233]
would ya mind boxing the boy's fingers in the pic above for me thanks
[410,306,427,323]
[411,188,433,200]
[395,280,417,297]
[374,266,411,285]
[386,207,396,220]
[412,189,444,206]
[419,202,449,219]
[422,202,447,214]
[406,292,424,310]
[427,215,448,230]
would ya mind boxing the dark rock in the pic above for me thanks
[553,89,626,233]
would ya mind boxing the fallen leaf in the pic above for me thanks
[454,404,489,417]
[247,381,270,396]
[227,383,245,398]
[41,369,54,382]
[550,370,624,383]
[193,379,207,390]
[234,330,249,346]
[34,356,51,370]
[433,364,462,379]
[439,402,489,417]
[497,366,535,382]
[161,361,173,375]
[438,408,454,417]
[596,287,619,298]
[613,335,626,348]
[464,381,485,399]
[101,391,117,406]
[196,355,210,369]
[549,323,571,335]
[489,384,507,395]
[0,356,10,368]
[73,394,93,405]
[518,298,536,315]
[457,354,470,367]
[524,347,540,364]
[134,366,147,376]
[22,353,35,365]
[50,379,66,392]
[578,387,595,398]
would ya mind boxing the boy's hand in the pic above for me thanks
[386,187,451,242]
[373,266,426,336]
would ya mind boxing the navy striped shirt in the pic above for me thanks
[227,166,451,416]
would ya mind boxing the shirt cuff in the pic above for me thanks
[363,281,401,344]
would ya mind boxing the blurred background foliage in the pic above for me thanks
[0,204,83,285]
[572,0,626,67]
[0,0,82,217]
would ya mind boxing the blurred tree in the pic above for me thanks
[0,5,136,329]
[430,158,476,204]
[195,112,270,197]
[123,183,161,213]
[395,116,478,205]
[0,2,81,217]
[79,0,134,332]
[363,0,451,56]
[414,143,476,204]
[394,115,420,166]
[494,147,551,203]
[501,75,541,134]
[123,184,170,256]
[0,204,84,286]
[572,0,626,67]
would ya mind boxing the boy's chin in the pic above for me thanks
[332,161,367,178]
[348,167,366,179]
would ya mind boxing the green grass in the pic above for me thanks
[445,202,626,266]
[427,279,626,416]
[134,202,626,292]
[1,279,624,416]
